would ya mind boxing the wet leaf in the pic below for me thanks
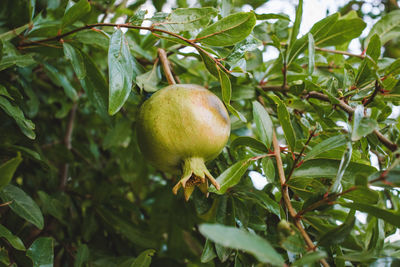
[108,29,136,115]
[0,153,22,190]
[26,237,54,267]
[196,12,256,46]
[199,224,284,266]
[0,185,44,229]
[62,0,91,29]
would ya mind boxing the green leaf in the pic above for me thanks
[339,202,400,228]
[315,17,366,47]
[290,159,376,181]
[74,244,89,267]
[386,58,400,76]
[0,40,3,62]
[355,35,381,86]
[230,136,268,154]
[240,191,280,217]
[252,101,273,149]
[351,105,378,141]
[330,141,352,193]
[96,207,157,248]
[136,64,160,93]
[0,224,25,251]
[318,211,355,246]
[26,237,54,267]
[198,49,219,77]
[161,7,218,33]
[287,13,339,66]
[255,13,290,21]
[201,239,216,263]
[226,104,247,123]
[209,159,253,194]
[289,0,303,49]
[292,251,328,266]
[308,33,315,76]
[366,9,400,45]
[129,10,147,26]
[79,52,109,119]
[61,0,91,29]
[0,54,36,72]
[218,67,231,105]
[262,157,275,183]
[364,34,381,62]
[196,12,256,46]
[0,185,44,229]
[226,36,262,64]
[131,249,155,267]
[0,153,22,190]
[44,63,79,101]
[0,96,36,139]
[269,95,296,151]
[304,135,348,161]
[0,23,30,42]
[63,43,86,80]
[277,105,296,151]
[341,187,379,204]
[108,29,136,115]
[368,166,400,187]
[37,191,65,223]
[199,224,284,266]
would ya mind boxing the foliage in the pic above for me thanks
[0,0,400,266]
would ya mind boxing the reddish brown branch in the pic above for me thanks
[315,47,365,59]
[18,23,230,74]
[272,131,330,266]
[258,85,289,92]
[363,80,380,106]
[305,91,398,152]
[158,48,176,85]
[286,128,316,182]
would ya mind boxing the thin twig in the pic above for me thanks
[286,128,316,182]
[296,186,357,218]
[272,131,330,267]
[0,201,13,207]
[59,102,78,191]
[18,23,231,74]
[306,91,354,114]
[273,131,296,218]
[264,42,365,59]
[258,85,289,92]
[158,48,176,85]
[372,130,398,152]
[315,47,365,59]
[363,80,380,106]
[305,91,398,152]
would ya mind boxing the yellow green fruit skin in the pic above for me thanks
[136,84,230,174]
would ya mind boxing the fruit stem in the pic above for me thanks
[172,157,220,201]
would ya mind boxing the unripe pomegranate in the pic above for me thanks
[136,84,230,201]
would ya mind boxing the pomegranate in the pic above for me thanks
[136,84,230,200]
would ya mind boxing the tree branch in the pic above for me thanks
[59,102,78,191]
[315,47,365,59]
[263,42,365,59]
[363,80,380,106]
[272,131,330,267]
[305,91,398,152]
[18,23,231,74]
[158,48,176,85]
[258,85,289,92]
[286,128,316,182]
